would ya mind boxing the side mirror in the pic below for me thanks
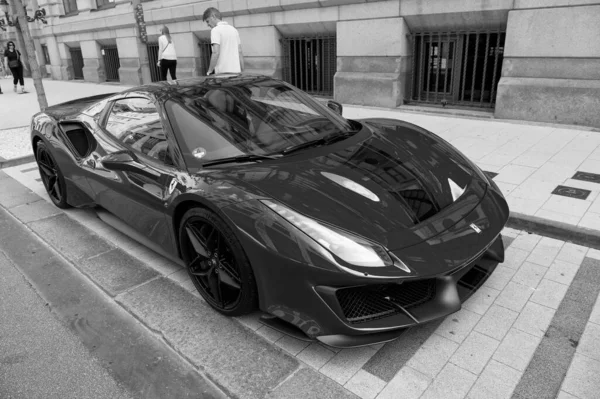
[100,151,137,172]
[327,100,343,115]
[100,150,162,180]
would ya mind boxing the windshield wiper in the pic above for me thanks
[201,154,280,167]
[281,131,355,155]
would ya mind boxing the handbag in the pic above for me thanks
[8,50,20,68]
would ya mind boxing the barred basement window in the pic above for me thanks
[281,35,336,97]
[409,30,506,108]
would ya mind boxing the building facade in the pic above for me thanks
[2,0,599,128]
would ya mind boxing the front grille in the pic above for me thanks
[336,280,437,325]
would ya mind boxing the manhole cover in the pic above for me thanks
[551,185,591,200]
[572,171,600,184]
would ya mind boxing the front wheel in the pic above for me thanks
[36,142,70,209]
[178,207,258,316]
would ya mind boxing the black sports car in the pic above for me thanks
[31,74,509,347]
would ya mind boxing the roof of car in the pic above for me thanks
[135,73,274,95]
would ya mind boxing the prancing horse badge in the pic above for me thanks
[470,223,482,233]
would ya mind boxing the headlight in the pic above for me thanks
[261,200,393,268]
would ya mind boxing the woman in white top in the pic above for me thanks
[157,25,177,81]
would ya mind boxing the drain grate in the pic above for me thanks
[572,171,600,184]
[551,185,591,200]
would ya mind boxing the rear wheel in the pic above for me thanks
[36,142,70,209]
[178,207,258,316]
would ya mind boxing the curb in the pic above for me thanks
[507,212,600,251]
[0,154,35,169]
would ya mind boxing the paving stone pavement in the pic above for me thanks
[2,164,600,399]
[2,77,600,398]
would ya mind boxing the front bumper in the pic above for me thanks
[227,182,509,348]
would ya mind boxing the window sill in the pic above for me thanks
[92,3,117,11]
[59,11,80,18]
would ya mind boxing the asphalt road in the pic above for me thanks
[0,251,133,399]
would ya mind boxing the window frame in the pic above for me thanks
[101,94,176,166]
[41,44,51,65]
[62,0,78,15]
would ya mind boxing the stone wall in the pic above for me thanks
[17,0,600,127]
[495,4,600,127]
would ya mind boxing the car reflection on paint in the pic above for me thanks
[30,74,509,348]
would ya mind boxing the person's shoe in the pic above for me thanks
[13,85,17,92]
[20,87,25,93]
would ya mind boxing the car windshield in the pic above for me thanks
[165,78,359,166]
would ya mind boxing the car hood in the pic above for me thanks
[224,119,487,250]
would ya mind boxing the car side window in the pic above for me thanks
[104,97,173,165]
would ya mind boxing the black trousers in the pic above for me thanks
[160,59,177,81]
[10,65,24,86]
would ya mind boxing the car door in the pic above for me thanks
[84,93,181,254]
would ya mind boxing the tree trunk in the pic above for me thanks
[9,0,48,110]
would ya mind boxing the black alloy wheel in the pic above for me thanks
[36,142,70,209]
[179,208,258,316]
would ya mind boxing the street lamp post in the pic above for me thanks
[0,1,47,31]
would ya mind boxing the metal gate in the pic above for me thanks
[198,40,212,76]
[102,45,120,82]
[281,35,336,97]
[69,47,84,80]
[409,30,505,108]
[147,42,160,82]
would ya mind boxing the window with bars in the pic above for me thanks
[281,36,337,97]
[409,31,506,108]
[41,45,50,65]
[63,0,78,14]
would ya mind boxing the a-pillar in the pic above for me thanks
[335,17,411,108]
[81,40,106,82]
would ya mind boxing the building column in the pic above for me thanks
[237,26,283,78]
[495,5,600,128]
[81,40,105,82]
[170,31,198,79]
[57,41,74,80]
[44,36,62,79]
[334,17,411,108]
[116,35,143,85]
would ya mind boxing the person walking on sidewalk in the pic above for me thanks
[202,7,244,75]
[157,25,177,81]
[4,41,27,94]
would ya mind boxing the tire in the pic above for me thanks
[178,207,258,316]
[36,142,70,209]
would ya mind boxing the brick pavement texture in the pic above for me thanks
[3,164,600,398]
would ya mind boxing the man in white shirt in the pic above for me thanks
[202,7,244,75]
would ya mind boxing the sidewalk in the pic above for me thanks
[1,77,599,245]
